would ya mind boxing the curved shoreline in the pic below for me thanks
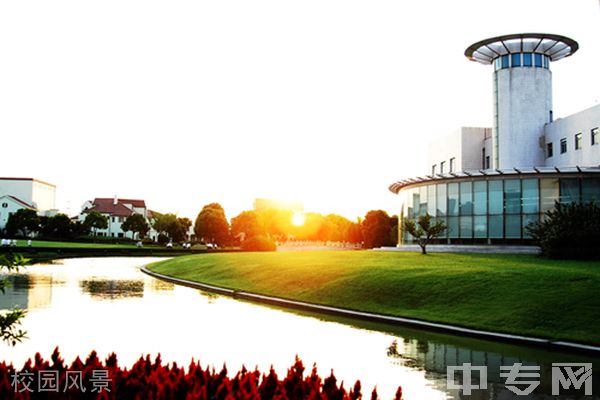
[140,266,600,355]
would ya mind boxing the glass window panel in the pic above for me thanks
[448,183,459,216]
[582,178,600,203]
[419,186,428,216]
[488,215,503,238]
[489,180,503,214]
[592,127,599,145]
[459,181,473,215]
[504,179,521,214]
[560,178,580,203]
[534,53,542,67]
[523,52,532,67]
[434,217,447,239]
[511,53,521,67]
[473,181,487,215]
[436,184,447,217]
[540,178,559,212]
[505,215,521,238]
[405,189,414,219]
[427,185,436,216]
[459,216,473,238]
[522,214,539,239]
[522,179,539,214]
[474,216,487,238]
[501,54,509,69]
[447,216,459,238]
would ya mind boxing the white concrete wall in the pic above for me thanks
[0,196,31,230]
[31,181,56,211]
[0,180,33,206]
[428,127,489,174]
[494,67,552,168]
[544,103,600,167]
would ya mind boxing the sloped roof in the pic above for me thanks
[93,198,146,208]
[83,198,138,217]
[0,195,36,210]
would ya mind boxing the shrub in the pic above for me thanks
[0,349,404,399]
[241,235,277,252]
[527,201,600,260]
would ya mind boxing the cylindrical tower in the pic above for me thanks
[465,33,578,169]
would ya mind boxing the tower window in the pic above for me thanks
[592,128,599,145]
[547,142,553,158]
[511,53,521,67]
[523,53,532,67]
[534,53,543,67]
[501,54,509,69]
[575,133,582,150]
[560,138,567,154]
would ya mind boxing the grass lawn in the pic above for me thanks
[147,251,600,345]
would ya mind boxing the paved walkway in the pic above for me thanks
[375,245,541,254]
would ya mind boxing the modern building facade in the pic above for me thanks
[390,33,600,244]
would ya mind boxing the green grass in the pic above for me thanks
[147,251,600,345]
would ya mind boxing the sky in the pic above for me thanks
[1,1,599,221]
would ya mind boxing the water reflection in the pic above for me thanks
[80,279,144,299]
[0,257,597,400]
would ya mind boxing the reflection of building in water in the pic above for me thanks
[393,336,596,400]
[80,279,144,300]
[0,274,52,311]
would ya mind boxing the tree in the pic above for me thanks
[153,213,180,241]
[0,253,27,346]
[5,209,39,237]
[231,210,264,243]
[527,201,600,259]
[122,214,150,240]
[83,211,108,236]
[194,203,230,246]
[39,214,74,239]
[176,217,192,242]
[361,210,395,248]
[403,213,447,255]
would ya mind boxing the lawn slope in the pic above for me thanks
[147,251,600,345]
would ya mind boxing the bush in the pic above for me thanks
[0,349,404,399]
[527,201,600,260]
[241,235,277,252]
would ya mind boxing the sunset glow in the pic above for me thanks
[291,213,306,227]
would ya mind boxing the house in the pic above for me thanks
[0,177,57,230]
[79,197,157,240]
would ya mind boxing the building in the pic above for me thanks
[0,177,57,230]
[79,197,156,240]
[390,33,600,244]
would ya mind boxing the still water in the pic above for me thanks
[0,257,598,399]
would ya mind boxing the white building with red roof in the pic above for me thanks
[0,177,57,230]
[79,197,155,239]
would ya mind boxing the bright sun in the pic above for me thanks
[291,212,305,227]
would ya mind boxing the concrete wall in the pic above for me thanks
[0,179,56,212]
[544,103,600,167]
[494,67,552,169]
[428,127,490,174]
[0,180,33,206]
[31,180,56,211]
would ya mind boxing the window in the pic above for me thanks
[534,53,543,67]
[511,53,521,67]
[432,164,437,175]
[560,138,567,154]
[523,53,532,67]
[501,54,509,69]
[592,127,599,145]
[485,156,490,169]
[546,142,553,158]
[575,132,582,150]
[449,157,456,173]
[440,161,446,174]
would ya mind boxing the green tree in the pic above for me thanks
[231,210,263,243]
[5,209,39,237]
[361,210,394,248]
[0,253,27,346]
[175,217,192,242]
[122,214,150,239]
[153,213,180,241]
[194,203,230,246]
[83,211,108,236]
[40,214,74,239]
[403,213,447,255]
[527,201,600,259]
